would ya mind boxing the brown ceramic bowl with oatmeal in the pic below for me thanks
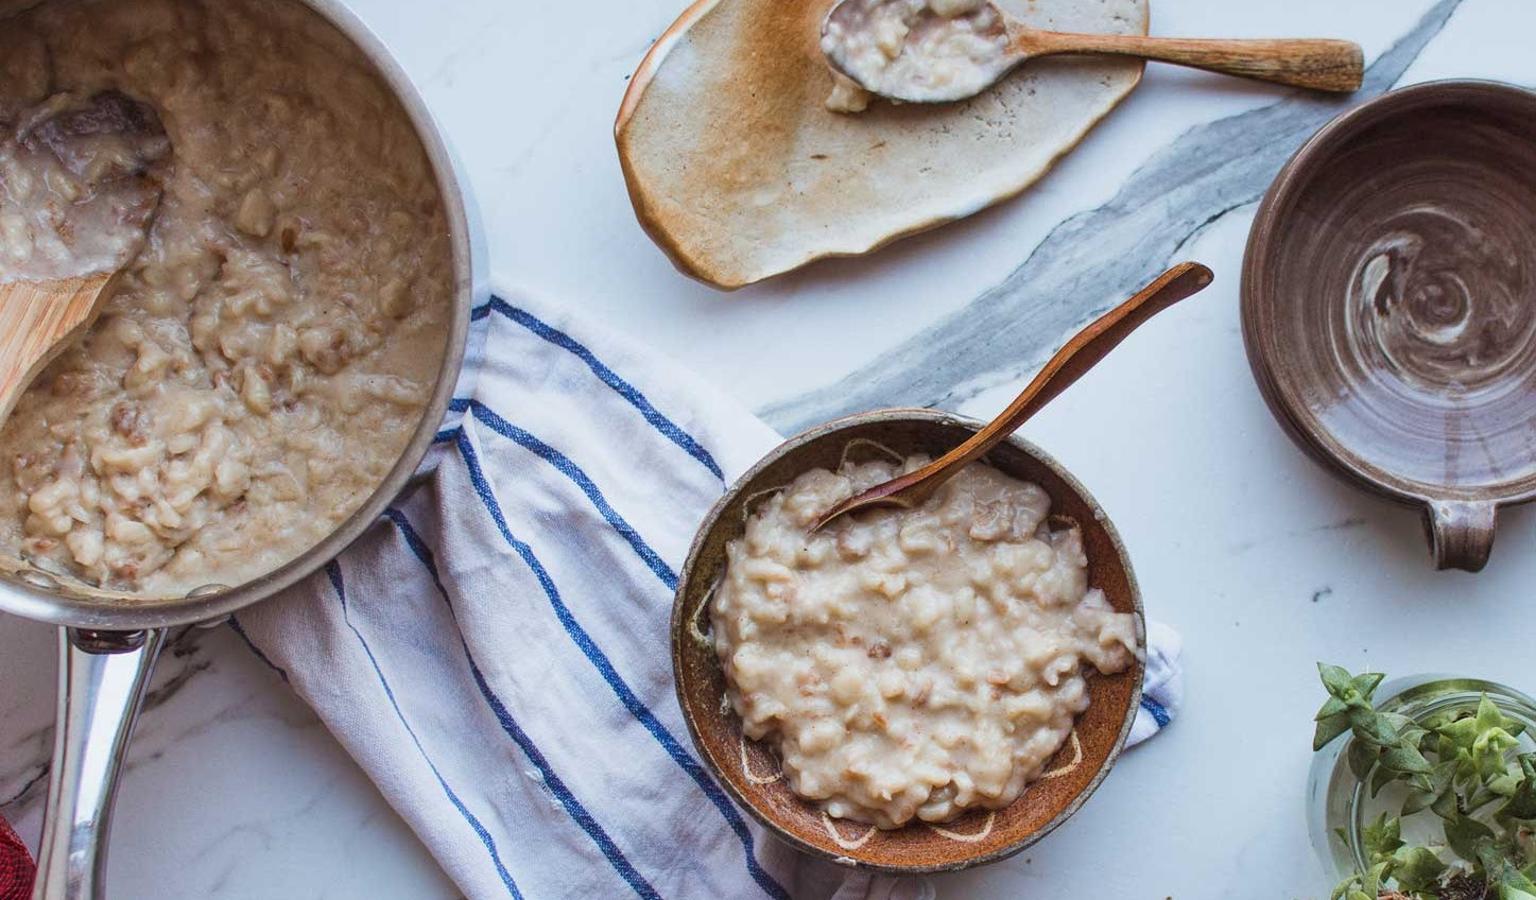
[672,409,1146,873]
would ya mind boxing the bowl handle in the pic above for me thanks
[1422,499,1497,572]
[32,628,166,900]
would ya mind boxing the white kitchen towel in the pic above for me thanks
[233,287,1184,900]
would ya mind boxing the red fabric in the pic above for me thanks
[0,814,34,900]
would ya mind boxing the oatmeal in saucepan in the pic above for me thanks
[0,0,452,594]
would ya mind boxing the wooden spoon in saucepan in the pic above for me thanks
[0,272,127,424]
[821,0,1363,105]
[811,261,1214,533]
[0,91,169,426]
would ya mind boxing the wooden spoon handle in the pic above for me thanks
[922,260,1213,480]
[809,263,1213,531]
[1020,31,1363,92]
[0,272,116,425]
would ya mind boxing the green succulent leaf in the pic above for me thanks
[1352,672,1386,699]
[1315,713,1352,751]
[1356,711,1405,747]
[1317,696,1350,720]
[1491,771,1523,798]
[1445,812,1496,863]
[1481,842,1536,900]
[1392,846,1447,892]
[1361,812,1404,862]
[1498,756,1536,821]
[1320,663,1358,697]
[1467,786,1506,816]
[1383,743,1436,777]
[1352,860,1392,898]
[1371,761,1399,798]
[1400,725,1430,750]
[1402,785,1437,817]
[1440,713,1481,749]
[1432,783,1462,820]
[1478,696,1513,733]
[1348,737,1379,781]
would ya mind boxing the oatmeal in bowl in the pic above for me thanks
[0,0,471,611]
[672,410,1145,872]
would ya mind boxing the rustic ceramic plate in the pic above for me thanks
[1242,80,1536,572]
[671,409,1146,872]
[616,0,1148,289]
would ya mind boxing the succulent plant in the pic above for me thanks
[1315,664,1536,900]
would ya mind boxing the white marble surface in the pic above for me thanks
[3,0,1535,897]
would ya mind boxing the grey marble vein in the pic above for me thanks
[760,0,1464,433]
[0,764,46,811]
[0,722,52,815]
[0,626,219,815]
[144,629,214,712]
[1227,514,1369,556]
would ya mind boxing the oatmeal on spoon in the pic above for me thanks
[821,0,1362,111]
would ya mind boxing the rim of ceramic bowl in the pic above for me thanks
[0,0,479,630]
[670,407,1146,873]
[1241,78,1536,512]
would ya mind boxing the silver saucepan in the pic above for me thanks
[0,1,485,895]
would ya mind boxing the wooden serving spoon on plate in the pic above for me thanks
[822,0,1363,104]
[811,261,1214,533]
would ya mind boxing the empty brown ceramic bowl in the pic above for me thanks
[1243,80,1536,573]
[671,408,1146,873]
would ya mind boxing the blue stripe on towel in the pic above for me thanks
[457,398,678,590]
[474,296,724,482]
[378,509,660,900]
[325,562,525,900]
[385,508,788,900]
[1140,696,1171,728]
[452,435,789,900]
[383,508,454,600]
[227,615,288,682]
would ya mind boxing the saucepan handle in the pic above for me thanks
[1422,499,1497,573]
[33,628,166,900]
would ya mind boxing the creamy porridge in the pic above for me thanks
[0,0,451,594]
[825,72,875,115]
[0,90,170,281]
[821,0,1011,111]
[712,455,1139,828]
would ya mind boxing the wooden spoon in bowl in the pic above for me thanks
[0,90,168,426]
[821,0,1363,105]
[811,261,1214,533]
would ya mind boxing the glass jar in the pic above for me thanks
[1306,674,1536,880]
